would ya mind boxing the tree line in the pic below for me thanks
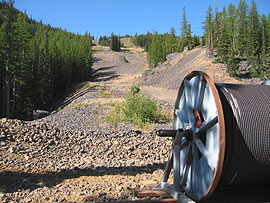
[0,0,93,119]
[203,0,270,78]
[98,33,122,51]
[132,7,200,68]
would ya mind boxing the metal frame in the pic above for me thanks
[153,130,195,203]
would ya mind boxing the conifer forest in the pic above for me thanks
[0,1,93,119]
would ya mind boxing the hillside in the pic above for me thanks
[1,45,269,202]
[142,47,243,90]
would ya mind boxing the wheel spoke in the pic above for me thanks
[194,138,216,172]
[192,76,201,108]
[195,78,206,112]
[180,145,192,186]
[184,79,193,123]
[195,113,218,135]
[180,138,188,150]
[192,145,202,196]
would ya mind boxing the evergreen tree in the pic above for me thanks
[12,12,31,117]
[266,13,270,78]
[110,33,120,52]
[247,0,260,72]
[0,0,16,118]
[216,7,230,61]
[181,6,188,45]
[169,27,178,53]
[236,0,249,57]
[202,5,214,56]
[260,14,269,77]
[227,3,237,56]
[148,32,165,68]
[213,0,219,48]
[181,7,192,49]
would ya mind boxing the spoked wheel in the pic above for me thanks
[173,71,225,201]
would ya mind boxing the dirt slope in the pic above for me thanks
[141,47,242,91]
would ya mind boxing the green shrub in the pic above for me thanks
[123,92,160,124]
[105,87,170,128]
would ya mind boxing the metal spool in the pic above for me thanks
[156,71,270,202]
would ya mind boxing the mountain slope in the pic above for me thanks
[141,47,243,91]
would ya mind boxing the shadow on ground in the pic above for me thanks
[0,163,165,193]
[91,65,120,82]
[1,163,270,202]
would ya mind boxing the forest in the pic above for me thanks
[99,33,122,51]
[203,0,270,78]
[0,1,93,119]
[132,7,200,68]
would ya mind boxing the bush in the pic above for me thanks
[123,92,160,124]
[105,87,168,128]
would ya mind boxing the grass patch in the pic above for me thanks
[98,86,112,98]
[64,103,83,111]
[106,103,123,128]
[82,83,90,90]
[84,103,90,108]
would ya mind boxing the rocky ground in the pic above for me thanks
[1,44,269,203]
[0,45,174,203]
[0,118,172,202]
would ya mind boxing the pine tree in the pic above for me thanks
[213,0,219,48]
[260,14,269,77]
[181,6,188,46]
[181,7,192,50]
[236,0,249,57]
[148,32,165,68]
[227,3,237,56]
[169,27,178,53]
[247,0,260,72]
[216,7,230,61]
[0,0,16,118]
[0,4,93,118]
[202,5,214,56]
[12,12,31,118]
[186,24,193,49]
[110,33,120,52]
[266,13,270,78]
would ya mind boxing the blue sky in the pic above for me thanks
[14,0,270,39]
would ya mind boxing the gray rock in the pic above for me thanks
[33,110,50,119]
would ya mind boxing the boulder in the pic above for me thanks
[119,55,129,63]
[33,110,50,120]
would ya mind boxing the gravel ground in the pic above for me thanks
[142,48,207,90]
[0,118,172,202]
